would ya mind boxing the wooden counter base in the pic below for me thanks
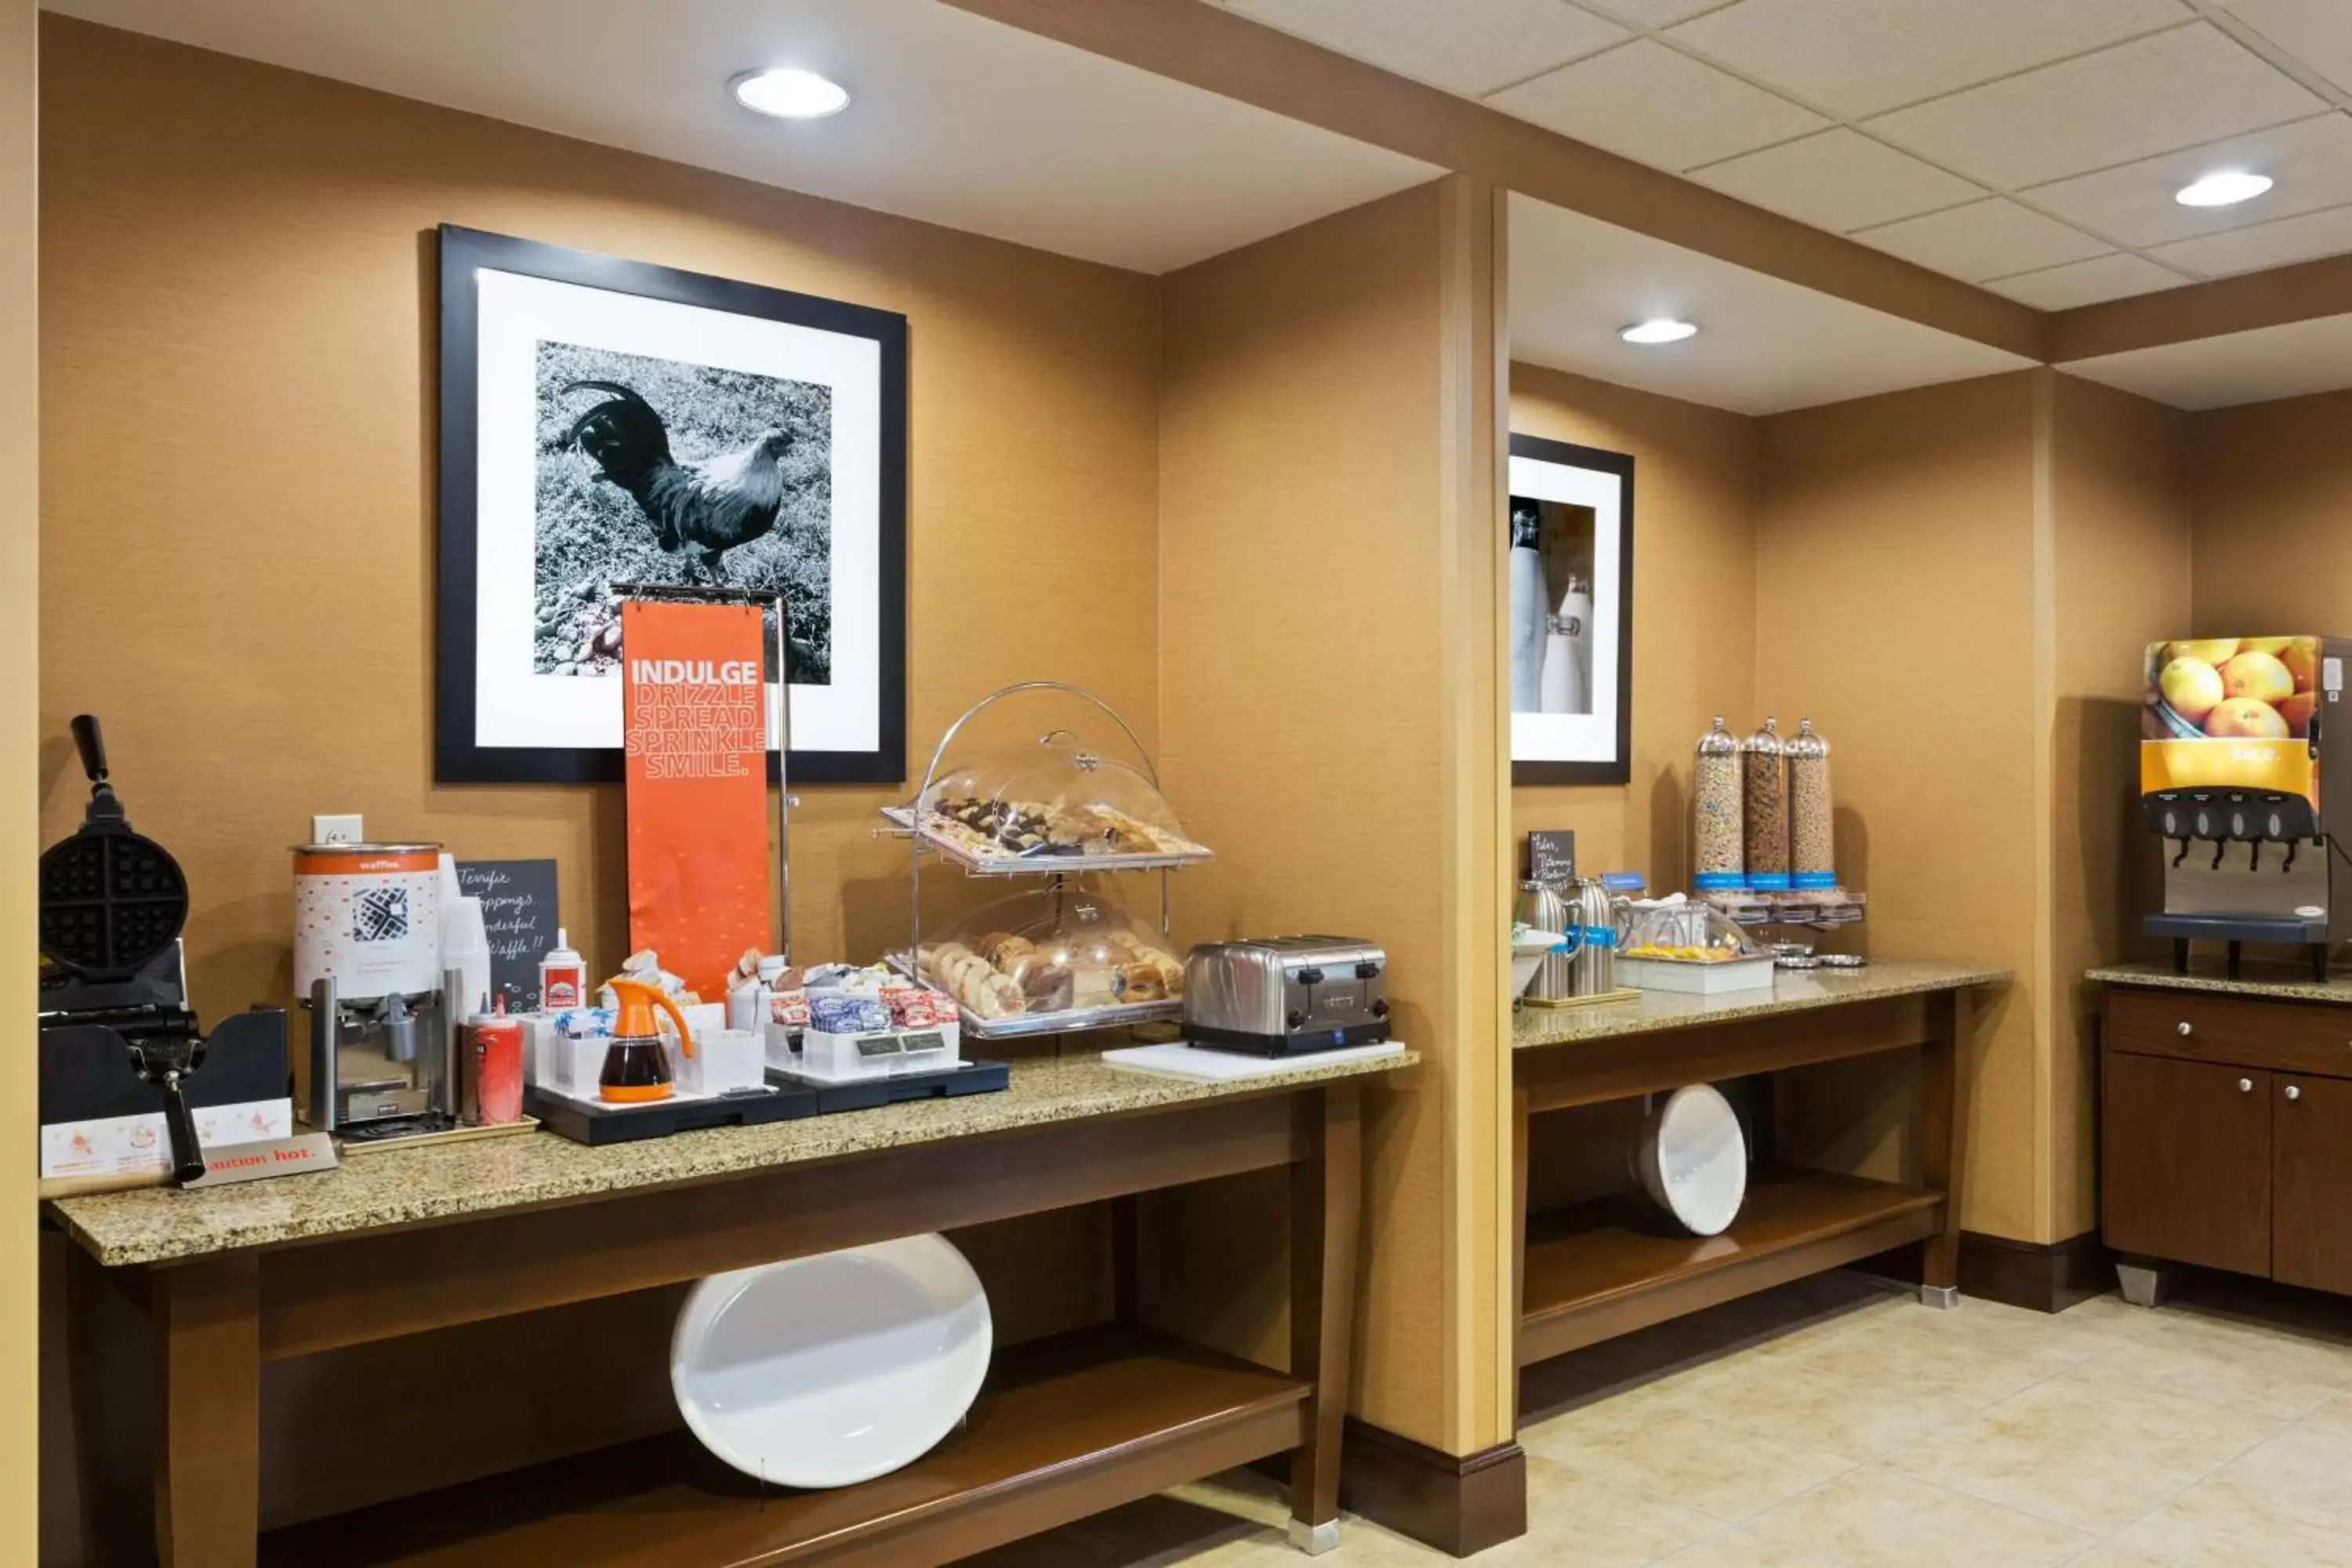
[63,1075,1375,1568]
[1512,976,1987,1417]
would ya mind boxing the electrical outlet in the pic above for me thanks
[310,813,363,845]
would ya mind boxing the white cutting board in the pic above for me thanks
[1101,1040,1408,1081]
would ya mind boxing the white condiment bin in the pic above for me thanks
[671,1028,767,1098]
[1617,955,1777,994]
[792,1023,963,1083]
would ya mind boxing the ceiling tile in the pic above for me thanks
[1690,128,1985,232]
[2223,0,2352,96]
[1487,38,1829,171]
[2023,114,2352,248]
[1981,252,2188,309]
[1575,0,1737,26]
[1865,24,2325,189]
[1667,0,2190,119]
[1225,0,1628,97]
[1852,198,2113,281]
[2149,201,2352,274]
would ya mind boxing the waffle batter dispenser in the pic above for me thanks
[2140,635,2352,979]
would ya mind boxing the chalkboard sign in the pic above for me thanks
[456,859,560,1012]
[1526,830,1576,887]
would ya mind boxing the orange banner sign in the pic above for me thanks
[622,601,771,999]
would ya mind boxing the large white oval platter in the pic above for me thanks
[670,1233,993,1489]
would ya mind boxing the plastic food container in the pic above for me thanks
[905,731,1210,873]
[1619,899,1774,994]
[1691,716,1744,892]
[908,881,1186,1037]
[1741,717,1789,891]
[1787,717,1835,888]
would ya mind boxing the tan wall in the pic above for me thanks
[1507,363,1758,887]
[38,18,1162,1024]
[36,17,1153,1537]
[2048,374,2190,1240]
[1158,180,1503,1451]
[2,0,35,1559]
[2189,387,2352,637]
[1755,374,2039,1240]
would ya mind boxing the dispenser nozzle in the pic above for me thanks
[2251,839,2264,872]
[2285,838,2300,874]
[2172,838,2191,869]
[2212,840,2227,872]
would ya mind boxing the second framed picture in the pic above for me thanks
[1508,434,1634,786]
[436,224,908,785]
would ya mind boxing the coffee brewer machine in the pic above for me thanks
[2141,635,2350,980]
[295,842,468,1145]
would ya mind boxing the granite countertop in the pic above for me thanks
[49,1045,1419,1269]
[1514,960,2009,1051]
[2089,961,2352,1004]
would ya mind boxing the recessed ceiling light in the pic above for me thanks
[2175,170,2271,209]
[1620,318,1698,345]
[731,67,850,120]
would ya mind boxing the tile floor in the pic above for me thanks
[961,1268,2352,1566]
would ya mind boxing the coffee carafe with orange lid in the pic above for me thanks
[600,977,694,1104]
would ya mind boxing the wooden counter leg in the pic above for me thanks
[1918,988,1975,1307]
[1510,1085,1530,1427]
[1288,1082,1362,1555]
[152,1254,261,1568]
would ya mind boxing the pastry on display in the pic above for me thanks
[911,882,1186,1029]
[908,732,1211,869]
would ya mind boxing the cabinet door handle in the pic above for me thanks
[2178,1021,2194,1036]
[2240,1078,2254,1093]
[2287,1084,2303,1102]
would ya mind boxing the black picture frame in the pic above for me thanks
[1508,433,1635,788]
[434,224,909,786]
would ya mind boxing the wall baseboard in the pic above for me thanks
[1866,1230,2112,1314]
[1335,1419,1526,1558]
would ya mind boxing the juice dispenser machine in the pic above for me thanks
[2141,635,2350,979]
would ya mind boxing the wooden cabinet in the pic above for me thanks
[2103,985,2352,1298]
[2103,1052,2270,1277]
[2274,1072,2352,1295]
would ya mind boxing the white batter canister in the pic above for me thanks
[294,843,445,1000]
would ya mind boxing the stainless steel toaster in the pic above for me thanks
[1181,936,1389,1057]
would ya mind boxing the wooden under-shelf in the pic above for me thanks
[1518,1167,1943,1366]
[258,1325,1308,1568]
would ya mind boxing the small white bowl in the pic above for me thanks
[1512,931,1568,996]
[1634,1084,1748,1236]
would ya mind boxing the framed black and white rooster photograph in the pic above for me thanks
[435,224,906,785]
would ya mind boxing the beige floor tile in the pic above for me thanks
[1882,1365,2279,1534]
[1632,1346,1988,1465]
[2068,1316,2352,1419]
[2301,1389,2352,1437]
[1740,1467,2096,1567]
[1767,1313,2062,1409]
[1299,1517,1456,1567]
[1650,1526,1820,1567]
[1523,1385,1856,1523]
[1466,1454,1725,1568]
[2087,1425,2352,1568]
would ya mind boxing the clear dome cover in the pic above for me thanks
[1622,898,1764,963]
[913,881,1186,1028]
[913,731,1210,869]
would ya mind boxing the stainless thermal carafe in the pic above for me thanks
[1514,880,1576,1002]
[1571,877,1617,996]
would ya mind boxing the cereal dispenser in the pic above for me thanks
[2140,636,2352,978]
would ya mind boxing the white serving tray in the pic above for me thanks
[1617,955,1777,995]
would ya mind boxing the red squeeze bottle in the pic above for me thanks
[474,996,525,1125]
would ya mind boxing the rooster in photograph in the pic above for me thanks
[560,379,796,579]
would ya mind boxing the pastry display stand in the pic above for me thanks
[51,1053,1400,1566]
[877,681,1205,1041]
[1510,965,1999,1422]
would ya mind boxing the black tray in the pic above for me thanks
[527,1058,1010,1146]
[524,1083,811,1146]
[768,1057,1009,1112]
